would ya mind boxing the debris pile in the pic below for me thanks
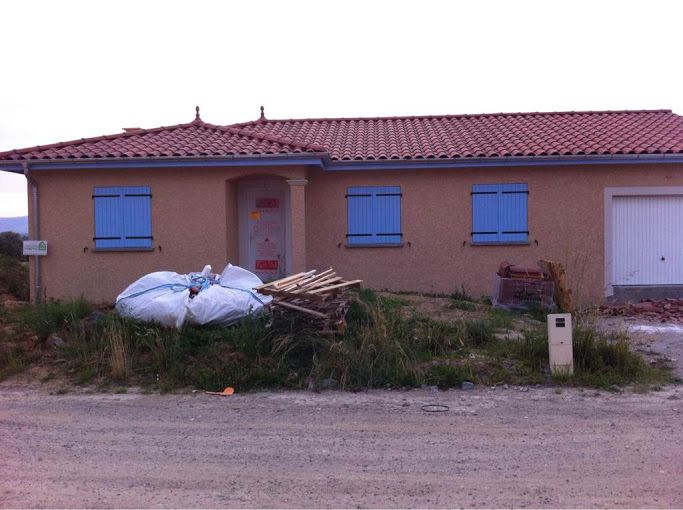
[600,299,683,323]
[256,268,362,333]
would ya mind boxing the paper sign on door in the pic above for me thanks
[255,260,279,270]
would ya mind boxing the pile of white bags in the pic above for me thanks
[115,264,272,329]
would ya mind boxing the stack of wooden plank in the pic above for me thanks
[255,268,362,332]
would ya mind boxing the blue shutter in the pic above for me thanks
[121,186,152,248]
[472,183,528,243]
[347,187,374,246]
[472,184,501,243]
[94,186,152,249]
[94,187,124,249]
[347,186,401,246]
[498,183,528,243]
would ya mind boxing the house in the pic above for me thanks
[1,108,683,305]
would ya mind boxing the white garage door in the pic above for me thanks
[613,195,683,285]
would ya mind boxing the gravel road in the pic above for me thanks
[1,383,682,508]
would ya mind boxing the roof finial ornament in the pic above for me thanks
[260,105,265,120]
[195,105,201,121]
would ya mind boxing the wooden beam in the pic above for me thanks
[307,280,363,294]
[272,299,330,318]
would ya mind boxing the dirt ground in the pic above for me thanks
[1,381,682,508]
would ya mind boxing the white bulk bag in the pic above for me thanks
[115,264,272,329]
[185,265,272,326]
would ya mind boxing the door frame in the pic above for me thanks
[604,186,683,297]
[237,177,292,278]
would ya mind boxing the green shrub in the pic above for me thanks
[0,232,24,260]
[0,255,29,301]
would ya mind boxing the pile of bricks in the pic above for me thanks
[493,261,555,309]
[600,299,683,323]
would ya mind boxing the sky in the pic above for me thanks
[1,0,682,216]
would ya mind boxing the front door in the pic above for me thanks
[245,187,286,281]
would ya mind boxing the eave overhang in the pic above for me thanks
[1,152,683,174]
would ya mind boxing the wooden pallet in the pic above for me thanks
[256,268,361,332]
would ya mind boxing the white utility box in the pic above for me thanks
[547,313,573,375]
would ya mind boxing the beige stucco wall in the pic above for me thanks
[305,163,683,306]
[25,161,683,306]
[28,165,306,303]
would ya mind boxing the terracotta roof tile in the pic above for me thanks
[2,110,683,162]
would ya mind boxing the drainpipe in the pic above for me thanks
[23,162,41,304]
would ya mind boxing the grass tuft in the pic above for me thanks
[18,298,92,337]
[106,319,129,381]
[424,363,473,388]
[449,299,477,311]
[571,324,662,388]
[449,287,475,303]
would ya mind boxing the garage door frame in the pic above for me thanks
[604,186,683,297]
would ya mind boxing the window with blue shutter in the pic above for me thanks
[93,186,152,249]
[471,183,528,244]
[346,186,402,246]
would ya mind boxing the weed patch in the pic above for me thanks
[18,298,92,337]
[0,291,671,392]
[449,299,476,312]
[424,363,473,388]
[449,287,475,302]
[0,343,31,381]
[571,324,667,388]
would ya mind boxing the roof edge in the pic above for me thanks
[3,152,683,174]
[324,153,683,170]
[0,118,327,160]
[0,118,206,158]
[0,153,327,172]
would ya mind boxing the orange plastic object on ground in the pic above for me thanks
[204,387,235,396]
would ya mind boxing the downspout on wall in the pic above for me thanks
[23,162,41,303]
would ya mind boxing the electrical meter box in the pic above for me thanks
[547,313,573,375]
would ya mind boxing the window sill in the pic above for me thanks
[345,243,404,248]
[470,241,530,246]
[93,247,155,252]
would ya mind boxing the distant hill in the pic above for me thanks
[0,216,28,235]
